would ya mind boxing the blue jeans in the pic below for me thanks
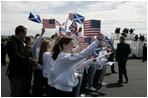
[75,72,84,96]
[72,69,84,97]
[88,62,97,86]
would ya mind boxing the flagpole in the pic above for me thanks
[65,17,69,33]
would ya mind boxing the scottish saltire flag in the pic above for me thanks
[59,27,66,35]
[73,13,85,24]
[69,13,74,21]
[84,20,101,37]
[92,48,100,58]
[28,12,42,23]
[69,21,78,35]
[104,36,111,45]
[42,19,55,29]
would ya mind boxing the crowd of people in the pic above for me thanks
[2,25,134,97]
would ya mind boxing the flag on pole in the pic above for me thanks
[80,42,90,50]
[84,20,101,37]
[104,36,111,45]
[28,12,42,23]
[65,18,69,32]
[78,37,92,44]
[78,37,92,50]
[92,48,100,58]
[42,19,56,29]
[73,13,85,24]
[69,21,78,35]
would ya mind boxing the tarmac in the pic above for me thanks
[1,60,147,97]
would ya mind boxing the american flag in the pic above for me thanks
[78,37,92,50]
[42,19,55,29]
[69,21,78,35]
[78,37,92,44]
[84,20,101,37]
[80,42,90,50]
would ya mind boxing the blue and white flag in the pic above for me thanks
[104,36,111,45]
[92,48,100,58]
[28,12,42,23]
[73,13,85,24]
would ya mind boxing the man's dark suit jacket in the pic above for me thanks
[116,42,131,61]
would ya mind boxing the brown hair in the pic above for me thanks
[15,25,27,35]
[51,36,73,60]
[25,36,32,46]
[38,39,51,65]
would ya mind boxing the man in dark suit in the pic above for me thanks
[116,36,131,85]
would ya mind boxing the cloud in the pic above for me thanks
[1,1,69,14]
[1,1,147,37]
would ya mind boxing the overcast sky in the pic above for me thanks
[1,1,147,37]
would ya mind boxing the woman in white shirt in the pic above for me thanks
[37,39,52,96]
[51,35,102,97]
[31,28,45,96]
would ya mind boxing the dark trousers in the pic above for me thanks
[54,88,73,97]
[143,52,147,61]
[93,70,102,88]
[1,53,6,65]
[80,68,88,94]
[111,64,115,72]
[42,77,49,97]
[118,60,128,82]
[31,69,43,96]
[25,72,32,96]
[8,76,30,97]
[48,86,55,97]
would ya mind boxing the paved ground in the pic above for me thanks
[1,60,147,97]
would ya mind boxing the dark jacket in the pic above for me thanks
[116,42,131,61]
[6,36,30,77]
